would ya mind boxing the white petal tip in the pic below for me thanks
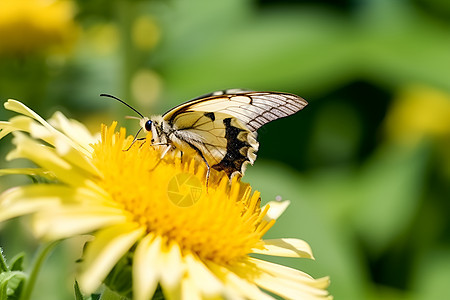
[263,200,290,221]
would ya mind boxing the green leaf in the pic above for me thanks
[0,248,26,300]
[103,252,133,298]
[0,249,9,273]
[74,281,84,300]
[0,279,9,300]
[98,286,129,300]
[9,254,25,272]
[0,271,26,300]
[151,286,164,300]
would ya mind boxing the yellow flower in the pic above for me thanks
[0,0,78,55]
[385,85,450,145]
[132,15,160,51]
[0,100,331,300]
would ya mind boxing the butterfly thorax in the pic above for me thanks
[144,115,199,158]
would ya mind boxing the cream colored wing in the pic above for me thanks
[188,89,255,101]
[168,111,258,177]
[163,91,308,132]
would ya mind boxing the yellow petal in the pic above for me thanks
[78,223,145,294]
[0,116,31,139]
[1,115,55,146]
[4,100,92,156]
[0,185,61,221]
[133,234,162,300]
[181,273,202,300]
[48,111,97,152]
[249,257,321,285]
[207,262,275,300]
[161,285,182,300]
[5,100,51,129]
[262,200,290,222]
[249,257,331,297]
[0,184,116,209]
[0,168,54,179]
[250,258,331,299]
[52,140,100,177]
[253,271,331,300]
[160,241,184,290]
[184,253,223,297]
[158,242,184,300]
[33,205,127,240]
[252,238,314,259]
[7,132,97,189]
[0,123,13,139]
[4,115,99,175]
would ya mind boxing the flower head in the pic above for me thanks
[0,100,331,299]
[385,85,450,145]
[0,0,78,55]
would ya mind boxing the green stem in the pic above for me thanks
[20,241,59,300]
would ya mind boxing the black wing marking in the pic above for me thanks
[169,111,258,177]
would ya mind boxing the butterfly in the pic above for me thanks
[101,89,307,180]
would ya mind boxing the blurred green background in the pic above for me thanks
[1,0,450,299]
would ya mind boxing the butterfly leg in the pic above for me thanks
[123,137,146,151]
[159,144,172,159]
[149,144,172,171]
[151,142,170,147]
[123,128,145,151]
[178,141,211,189]
[138,140,147,149]
[193,149,210,190]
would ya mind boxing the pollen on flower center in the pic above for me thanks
[90,123,273,264]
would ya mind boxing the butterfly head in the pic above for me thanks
[139,117,158,142]
[139,115,165,144]
[140,117,153,132]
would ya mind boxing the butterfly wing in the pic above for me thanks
[188,88,255,101]
[163,91,308,132]
[167,111,258,177]
[162,91,307,177]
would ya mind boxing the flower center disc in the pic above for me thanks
[91,123,268,264]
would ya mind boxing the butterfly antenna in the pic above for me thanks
[100,93,145,118]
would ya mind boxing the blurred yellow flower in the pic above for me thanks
[385,85,450,145]
[132,15,160,51]
[83,23,120,55]
[0,0,78,55]
[0,100,331,299]
[131,69,163,108]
